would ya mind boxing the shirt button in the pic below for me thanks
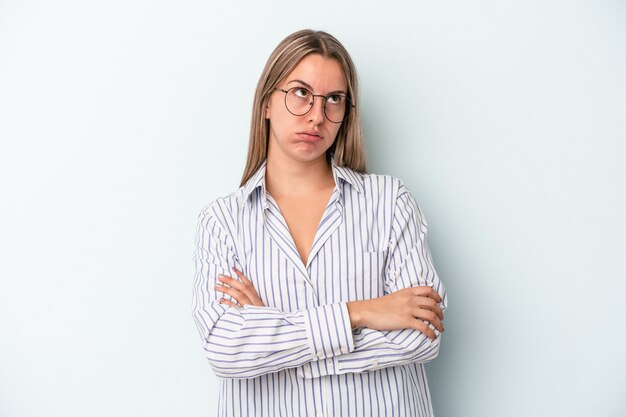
[327,360,334,370]
[304,369,311,377]
[316,350,324,358]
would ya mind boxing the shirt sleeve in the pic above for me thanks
[296,185,448,379]
[191,207,355,379]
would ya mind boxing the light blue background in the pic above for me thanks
[1,1,625,416]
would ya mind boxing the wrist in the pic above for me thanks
[346,300,367,329]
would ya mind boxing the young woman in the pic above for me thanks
[192,29,447,417]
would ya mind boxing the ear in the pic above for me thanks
[264,102,271,119]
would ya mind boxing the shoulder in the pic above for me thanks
[197,187,246,230]
[356,170,426,225]
[361,172,405,194]
[347,168,414,203]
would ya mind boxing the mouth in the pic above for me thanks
[297,131,323,142]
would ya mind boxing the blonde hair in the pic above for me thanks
[240,29,367,186]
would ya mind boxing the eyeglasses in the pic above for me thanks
[274,87,354,124]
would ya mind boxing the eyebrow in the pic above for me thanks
[287,79,347,95]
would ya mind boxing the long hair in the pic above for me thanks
[240,29,367,186]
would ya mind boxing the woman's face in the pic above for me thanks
[265,54,348,165]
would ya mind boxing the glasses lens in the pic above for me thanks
[324,94,348,123]
[285,88,313,116]
[284,87,350,123]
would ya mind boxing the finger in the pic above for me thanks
[412,308,444,332]
[219,275,257,299]
[232,267,252,285]
[429,305,444,321]
[411,320,437,340]
[219,298,239,308]
[415,296,444,320]
[411,286,442,303]
[408,295,442,319]
[216,283,250,304]
[218,274,245,289]
[222,272,264,307]
[411,286,441,303]
[215,283,252,306]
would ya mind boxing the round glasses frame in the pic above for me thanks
[274,87,355,124]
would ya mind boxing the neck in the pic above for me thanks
[265,155,335,198]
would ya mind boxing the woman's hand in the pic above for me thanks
[215,270,443,339]
[346,287,444,340]
[215,267,265,308]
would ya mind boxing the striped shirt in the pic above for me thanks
[192,160,447,417]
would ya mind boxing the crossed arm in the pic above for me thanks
[218,267,444,339]
[192,190,447,379]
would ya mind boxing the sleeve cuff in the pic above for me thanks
[303,302,355,360]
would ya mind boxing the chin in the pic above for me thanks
[288,150,329,164]
[286,145,327,160]
[292,155,326,163]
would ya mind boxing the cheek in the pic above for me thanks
[328,124,342,142]
[266,97,288,124]
[269,105,296,132]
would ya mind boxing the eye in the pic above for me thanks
[326,94,344,105]
[293,88,311,99]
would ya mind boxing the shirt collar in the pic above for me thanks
[240,160,268,208]
[241,159,364,208]
[331,160,365,195]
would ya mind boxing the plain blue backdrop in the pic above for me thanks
[1,1,625,416]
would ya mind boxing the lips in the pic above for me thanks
[297,131,323,141]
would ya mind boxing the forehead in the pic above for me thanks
[283,54,347,92]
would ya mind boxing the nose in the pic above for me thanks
[307,96,325,125]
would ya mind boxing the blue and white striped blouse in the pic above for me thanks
[192,160,447,417]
